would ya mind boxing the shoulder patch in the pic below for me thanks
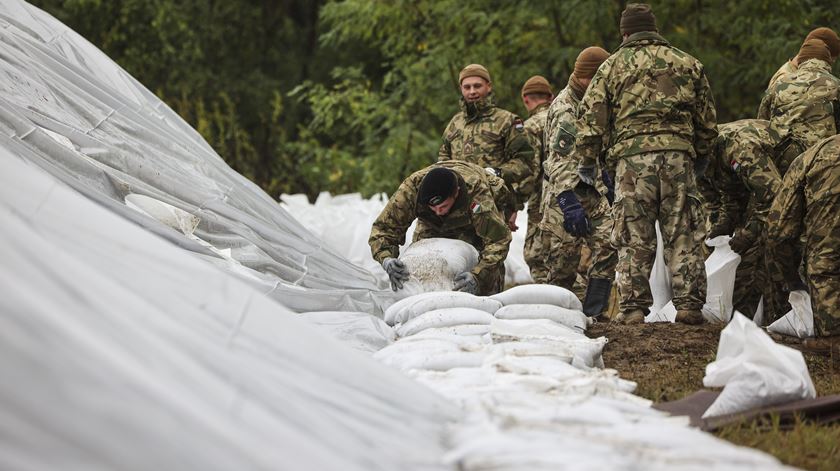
[730,159,740,173]
[551,121,577,155]
[470,201,482,214]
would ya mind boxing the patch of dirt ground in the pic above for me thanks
[587,321,840,471]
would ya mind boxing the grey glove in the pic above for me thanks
[382,257,409,291]
[453,272,478,294]
[577,164,596,186]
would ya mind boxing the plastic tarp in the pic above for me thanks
[0,0,392,314]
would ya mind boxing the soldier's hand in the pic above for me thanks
[556,190,591,237]
[453,272,478,294]
[577,164,596,186]
[728,234,751,255]
[707,222,733,240]
[382,257,410,291]
[507,211,518,231]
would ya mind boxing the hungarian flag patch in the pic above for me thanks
[470,201,482,214]
[730,159,740,173]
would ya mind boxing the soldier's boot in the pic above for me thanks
[615,309,645,325]
[583,278,612,318]
[801,335,840,355]
[675,309,705,325]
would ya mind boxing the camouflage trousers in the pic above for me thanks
[733,234,792,324]
[612,151,707,313]
[810,273,840,337]
[540,184,617,299]
[524,202,550,283]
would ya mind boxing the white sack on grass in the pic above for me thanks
[768,291,815,339]
[490,284,582,311]
[702,236,741,322]
[396,308,496,337]
[384,291,502,326]
[495,304,591,333]
[298,311,396,353]
[398,238,479,296]
[504,209,533,286]
[702,312,816,419]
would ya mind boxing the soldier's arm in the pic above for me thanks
[692,68,718,161]
[766,153,807,258]
[470,198,512,287]
[438,120,454,161]
[369,180,418,263]
[498,118,536,202]
[575,61,611,169]
[733,146,783,246]
[756,92,772,120]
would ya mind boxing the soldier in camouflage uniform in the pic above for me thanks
[575,4,717,325]
[369,160,514,296]
[768,135,840,354]
[705,119,790,322]
[764,27,840,92]
[758,39,840,176]
[439,64,536,221]
[520,75,553,283]
[540,46,616,317]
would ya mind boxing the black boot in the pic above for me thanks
[583,278,612,317]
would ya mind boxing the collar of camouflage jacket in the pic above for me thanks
[620,30,669,49]
[797,57,832,73]
[460,93,496,120]
[528,101,550,117]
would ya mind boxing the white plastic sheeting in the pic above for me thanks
[0,0,391,314]
[0,147,457,470]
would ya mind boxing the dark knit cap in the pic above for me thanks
[574,46,611,79]
[620,3,657,36]
[418,168,458,205]
[805,27,840,60]
[521,75,553,97]
[798,38,832,65]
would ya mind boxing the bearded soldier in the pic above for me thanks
[768,135,840,354]
[575,3,717,325]
[519,75,554,283]
[439,64,536,224]
[369,161,513,296]
[758,39,840,176]
[541,46,616,317]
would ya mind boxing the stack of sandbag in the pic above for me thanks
[490,284,590,333]
[397,238,479,297]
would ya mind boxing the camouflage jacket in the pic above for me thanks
[709,119,782,247]
[438,93,536,209]
[369,160,513,282]
[766,59,797,91]
[576,31,718,169]
[757,58,840,150]
[768,134,840,277]
[523,102,550,212]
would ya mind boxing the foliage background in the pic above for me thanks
[31,0,840,199]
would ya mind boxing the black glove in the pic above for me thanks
[557,190,591,237]
[707,222,733,240]
[382,257,409,291]
[453,272,478,294]
[601,169,615,205]
[728,234,752,255]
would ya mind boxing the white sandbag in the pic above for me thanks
[490,318,589,342]
[490,284,582,311]
[494,304,591,332]
[702,236,741,322]
[298,311,396,353]
[378,350,487,372]
[768,291,814,339]
[396,308,495,337]
[488,341,575,361]
[411,324,491,338]
[649,221,673,311]
[398,238,479,295]
[374,338,461,363]
[384,291,502,326]
[702,312,816,418]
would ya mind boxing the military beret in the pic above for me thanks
[418,167,458,206]
[798,38,832,65]
[805,27,840,60]
[459,64,491,84]
[620,3,657,36]
[521,75,553,97]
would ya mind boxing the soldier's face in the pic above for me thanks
[460,77,491,102]
[429,187,460,216]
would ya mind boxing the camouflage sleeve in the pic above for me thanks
[488,173,516,217]
[498,118,536,206]
[576,59,612,168]
[732,146,782,246]
[438,119,455,161]
[470,198,512,286]
[693,68,718,161]
[369,179,418,263]
[767,152,806,254]
[756,92,772,120]
[547,118,583,194]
